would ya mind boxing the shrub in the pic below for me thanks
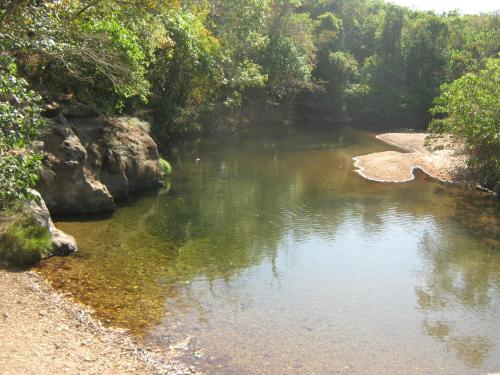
[429,56,500,193]
[0,214,52,267]
[0,56,44,208]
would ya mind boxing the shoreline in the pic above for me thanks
[0,269,198,375]
[352,159,452,184]
[353,133,467,184]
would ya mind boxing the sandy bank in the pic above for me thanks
[0,269,197,375]
[353,133,467,183]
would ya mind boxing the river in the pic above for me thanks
[39,127,500,374]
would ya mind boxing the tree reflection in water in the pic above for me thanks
[38,128,500,373]
[417,229,500,368]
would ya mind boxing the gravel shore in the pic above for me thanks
[353,133,467,183]
[0,269,199,375]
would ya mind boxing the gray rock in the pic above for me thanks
[23,190,78,256]
[36,115,162,214]
[51,229,78,256]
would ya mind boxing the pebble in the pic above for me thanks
[81,338,93,346]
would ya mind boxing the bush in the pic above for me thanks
[0,57,44,208]
[429,56,500,192]
[0,214,52,267]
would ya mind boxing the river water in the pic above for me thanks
[39,127,500,374]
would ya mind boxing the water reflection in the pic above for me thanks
[416,228,500,368]
[39,127,500,374]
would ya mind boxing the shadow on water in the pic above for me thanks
[38,127,500,374]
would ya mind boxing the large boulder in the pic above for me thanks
[23,190,77,256]
[36,112,163,214]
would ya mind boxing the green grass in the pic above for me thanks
[0,214,52,268]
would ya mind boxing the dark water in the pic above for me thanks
[39,128,500,374]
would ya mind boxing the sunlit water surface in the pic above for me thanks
[39,128,500,374]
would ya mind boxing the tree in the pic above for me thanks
[429,57,500,193]
[261,2,316,102]
[149,6,221,137]
[403,13,449,123]
[0,1,157,112]
[445,13,500,81]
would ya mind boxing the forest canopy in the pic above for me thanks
[2,1,498,131]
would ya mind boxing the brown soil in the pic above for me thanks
[353,133,467,183]
[0,269,198,375]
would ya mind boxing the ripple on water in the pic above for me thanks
[39,128,500,374]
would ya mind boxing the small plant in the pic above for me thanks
[0,214,52,267]
[159,157,172,176]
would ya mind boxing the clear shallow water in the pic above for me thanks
[39,128,500,374]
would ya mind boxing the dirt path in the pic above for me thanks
[353,133,467,183]
[0,269,197,375]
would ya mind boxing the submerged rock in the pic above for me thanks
[23,190,77,256]
[36,113,162,214]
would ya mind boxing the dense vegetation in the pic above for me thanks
[0,0,499,201]
[0,56,44,207]
[429,57,499,193]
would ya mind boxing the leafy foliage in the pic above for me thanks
[263,11,316,101]
[0,1,168,112]
[303,1,499,127]
[0,57,44,207]
[149,7,221,137]
[429,57,500,192]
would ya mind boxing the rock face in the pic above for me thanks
[23,190,78,256]
[37,112,163,214]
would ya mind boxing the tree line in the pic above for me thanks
[1,0,499,202]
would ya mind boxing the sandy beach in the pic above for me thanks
[353,133,467,183]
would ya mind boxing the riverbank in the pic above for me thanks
[353,133,467,183]
[0,269,197,375]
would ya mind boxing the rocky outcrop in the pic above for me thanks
[23,190,77,256]
[36,109,163,214]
